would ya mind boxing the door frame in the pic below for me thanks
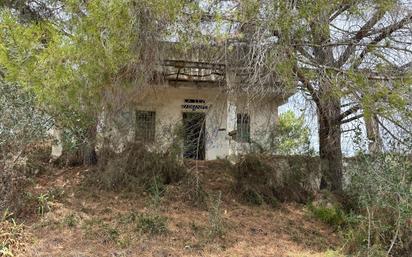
[182,112,206,160]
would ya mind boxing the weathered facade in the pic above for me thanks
[128,81,283,160]
[52,44,290,160]
[100,49,288,160]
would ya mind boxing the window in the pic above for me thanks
[236,113,250,143]
[136,111,156,142]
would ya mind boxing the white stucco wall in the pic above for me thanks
[226,94,279,156]
[96,83,282,160]
[135,85,229,159]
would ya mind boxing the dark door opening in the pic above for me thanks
[182,112,206,160]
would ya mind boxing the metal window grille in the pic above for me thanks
[136,111,156,143]
[236,113,250,143]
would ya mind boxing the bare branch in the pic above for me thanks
[335,9,386,67]
[353,13,412,69]
[377,118,410,146]
[329,4,351,22]
[293,65,321,107]
[339,105,361,120]
[341,113,364,124]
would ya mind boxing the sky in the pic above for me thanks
[278,92,368,157]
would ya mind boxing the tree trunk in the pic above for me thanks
[81,122,98,165]
[318,97,343,192]
[365,114,382,154]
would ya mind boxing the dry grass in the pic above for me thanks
[6,161,343,257]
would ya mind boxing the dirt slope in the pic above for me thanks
[14,161,341,257]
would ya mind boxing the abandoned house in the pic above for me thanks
[51,44,290,161]
[97,43,291,160]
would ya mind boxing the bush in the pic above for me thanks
[0,167,30,218]
[232,154,278,205]
[232,154,314,204]
[344,154,412,256]
[308,203,347,228]
[0,144,52,218]
[86,142,187,193]
[242,189,265,206]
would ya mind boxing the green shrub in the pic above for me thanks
[344,154,412,256]
[36,193,50,216]
[308,203,347,227]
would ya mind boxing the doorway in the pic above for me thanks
[182,112,206,160]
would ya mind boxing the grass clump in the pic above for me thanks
[0,216,29,257]
[36,193,50,216]
[181,174,208,208]
[136,213,167,235]
[81,218,121,244]
[242,189,264,206]
[46,187,66,202]
[308,203,347,228]
[63,213,78,228]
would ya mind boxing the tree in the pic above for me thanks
[0,0,183,164]
[272,110,312,155]
[205,0,412,191]
[0,0,61,22]
[0,80,51,160]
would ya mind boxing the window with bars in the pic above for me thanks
[236,113,250,143]
[135,111,156,143]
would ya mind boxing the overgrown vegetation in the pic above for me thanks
[0,1,412,256]
[232,154,317,205]
[0,214,29,257]
[85,142,186,193]
[136,213,168,235]
[308,202,347,228]
[0,81,51,217]
[343,154,412,256]
[305,154,412,256]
